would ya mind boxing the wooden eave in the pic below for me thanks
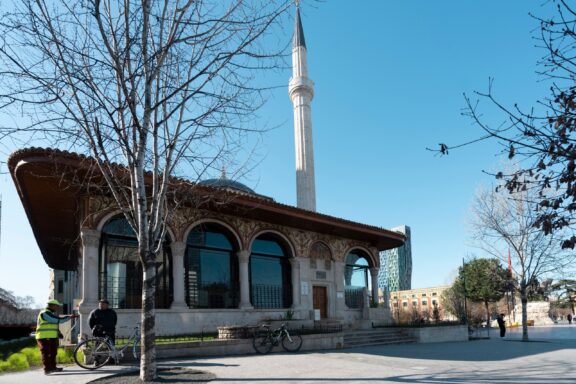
[8,148,405,270]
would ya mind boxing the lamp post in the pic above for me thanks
[462,258,468,326]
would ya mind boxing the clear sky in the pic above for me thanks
[0,1,556,306]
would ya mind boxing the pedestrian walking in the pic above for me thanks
[35,299,78,375]
[568,313,572,325]
[496,313,506,338]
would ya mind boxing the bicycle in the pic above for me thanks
[73,325,140,370]
[252,323,303,354]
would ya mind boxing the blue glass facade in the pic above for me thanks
[378,225,412,300]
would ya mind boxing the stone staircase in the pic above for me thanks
[343,328,417,348]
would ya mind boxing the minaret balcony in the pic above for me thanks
[288,77,314,100]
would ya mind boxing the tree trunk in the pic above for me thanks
[520,280,529,342]
[485,300,490,336]
[140,260,157,381]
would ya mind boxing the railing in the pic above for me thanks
[251,284,291,309]
[345,287,364,309]
[114,332,218,346]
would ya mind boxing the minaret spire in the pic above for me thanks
[289,4,316,211]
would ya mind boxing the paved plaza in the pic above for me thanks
[2,326,576,384]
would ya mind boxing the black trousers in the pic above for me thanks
[37,338,59,372]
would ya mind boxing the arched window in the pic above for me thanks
[185,223,239,308]
[99,217,172,309]
[250,234,292,309]
[344,250,371,309]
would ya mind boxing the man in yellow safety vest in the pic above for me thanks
[35,299,78,375]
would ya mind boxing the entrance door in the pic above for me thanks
[313,286,327,319]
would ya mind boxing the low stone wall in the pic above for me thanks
[110,308,312,338]
[155,332,344,359]
[404,325,468,343]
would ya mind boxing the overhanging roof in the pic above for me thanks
[9,148,405,270]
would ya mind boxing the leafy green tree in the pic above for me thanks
[551,279,576,313]
[441,285,466,322]
[454,258,509,328]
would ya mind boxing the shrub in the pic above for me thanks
[284,310,295,320]
[56,348,75,364]
[7,353,30,371]
[0,360,11,373]
[0,337,36,360]
[20,347,41,366]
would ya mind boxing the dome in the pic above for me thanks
[198,178,256,194]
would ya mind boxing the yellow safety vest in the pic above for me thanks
[35,309,60,339]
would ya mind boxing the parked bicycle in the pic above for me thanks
[252,323,303,354]
[73,325,140,369]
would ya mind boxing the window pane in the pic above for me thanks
[252,238,285,257]
[186,248,238,308]
[185,225,239,309]
[250,235,292,309]
[188,226,233,251]
[100,217,172,309]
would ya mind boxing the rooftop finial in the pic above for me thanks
[220,165,227,180]
[293,2,306,48]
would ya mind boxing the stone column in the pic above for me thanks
[238,250,253,309]
[298,257,312,312]
[334,260,346,316]
[370,268,379,306]
[290,258,301,309]
[170,241,188,309]
[78,228,100,339]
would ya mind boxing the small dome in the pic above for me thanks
[199,178,256,194]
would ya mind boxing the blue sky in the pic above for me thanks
[0,1,556,305]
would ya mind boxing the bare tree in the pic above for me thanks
[470,184,575,341]
[432,1,576,247]
[0,0,292,379]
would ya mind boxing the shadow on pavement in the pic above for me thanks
[200,361,575,383]
[334,338,576,362]
[164,360,240,368]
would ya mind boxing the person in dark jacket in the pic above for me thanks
[88,299,117,343]
[496,313,506,338]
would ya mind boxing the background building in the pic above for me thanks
[378,225,412,303]
[389,286,453,322]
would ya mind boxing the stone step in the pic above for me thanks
[344,334,412,341]
[344,330,410,338]
[342,329,416,348]
[344,339,417,348]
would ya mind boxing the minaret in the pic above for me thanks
[289,4,316,211]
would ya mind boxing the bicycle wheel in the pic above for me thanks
[281,333,302,352]
[252,332,273,354]
[74,338,112,370]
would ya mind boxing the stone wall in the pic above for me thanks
[513,301,554,326]
[154,333,344,359]
[110,308,312,338]
[404,325,468,343]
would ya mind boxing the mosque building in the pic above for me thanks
[8,7,405,338]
